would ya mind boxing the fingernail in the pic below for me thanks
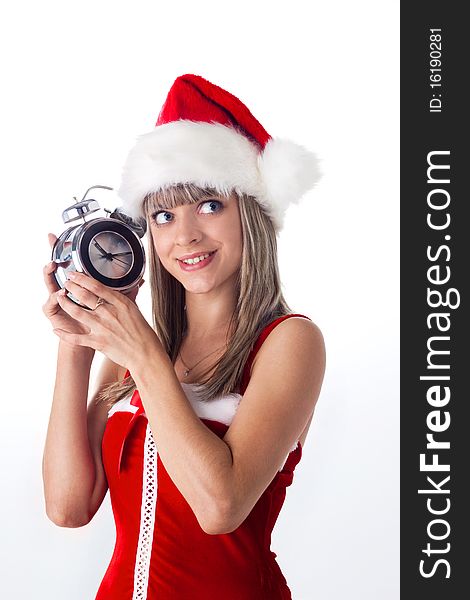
[67,271,77,280]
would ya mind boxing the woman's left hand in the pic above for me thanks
[53,271,162,369]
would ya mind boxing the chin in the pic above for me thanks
[170,264,239,294]
[182,280,218,294]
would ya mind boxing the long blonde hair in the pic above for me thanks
[96,182,292,408]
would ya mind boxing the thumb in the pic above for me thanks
[48,233,58,249]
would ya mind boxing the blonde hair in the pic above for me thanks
[96,182,292,408]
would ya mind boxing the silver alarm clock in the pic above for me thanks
[51,185,146,307]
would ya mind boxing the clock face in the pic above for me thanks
[88,231,134,279]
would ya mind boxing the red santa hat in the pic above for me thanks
[118,74,321,232]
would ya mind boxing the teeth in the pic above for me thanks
[181,252,211,265]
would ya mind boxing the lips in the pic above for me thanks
[177,250,216,261]
[177,250,217,271]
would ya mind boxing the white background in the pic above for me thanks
[0,1,399,598]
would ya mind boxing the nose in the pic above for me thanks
[174,209,202,247]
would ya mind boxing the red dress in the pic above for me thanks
[95,313,311,599]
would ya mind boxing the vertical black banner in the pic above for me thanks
[401,3,468,598]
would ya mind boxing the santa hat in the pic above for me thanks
[117,74,321,232]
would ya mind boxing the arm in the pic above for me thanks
[129,317,325,535]
[42,343,120,527]
[222,317,325,530]
[129,350,235,535]
[50,271,324,534]
[41,237,142,528]
[50,271,235,534]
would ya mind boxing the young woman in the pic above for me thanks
[42,74,326,599]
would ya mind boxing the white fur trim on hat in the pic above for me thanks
[257,137,322,229]
[118,120,321,231]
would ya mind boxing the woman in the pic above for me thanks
[42,74,326,599]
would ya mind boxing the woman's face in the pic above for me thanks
[148,194,243,295]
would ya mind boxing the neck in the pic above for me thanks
[184,283,237,343]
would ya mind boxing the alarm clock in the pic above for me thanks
[51,185,146,307]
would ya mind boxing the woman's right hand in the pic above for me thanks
[42,233,91,335]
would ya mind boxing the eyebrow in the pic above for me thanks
[152,197,223,212]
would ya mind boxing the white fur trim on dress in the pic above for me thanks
[181,383,242,426]
[107,385,242,426]
[108,385,298,472]
[117,120,321,231]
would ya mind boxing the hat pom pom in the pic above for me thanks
[258,138,322,230]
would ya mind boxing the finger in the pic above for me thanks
[42,289,63,316]
[126,278,144,294]
[52,327,97,349]
[48,233,58,249]
[124,286,139,304]
[123,278,143,300]
[47,233,72,269]
[56,290,100,328]
[48,233,71,263]
[66,271,125,306]
[63,279,103,310]
[43,261,60,294]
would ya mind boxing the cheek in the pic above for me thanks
[231,211,243,253]
[233,231,243,261]
[223,225,243,267]
[218,205,242,250]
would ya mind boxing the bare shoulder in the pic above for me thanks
[251,316,326,378]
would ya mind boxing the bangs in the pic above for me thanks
[143,183,233,216]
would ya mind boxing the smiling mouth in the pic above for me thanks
[177,250,217,265]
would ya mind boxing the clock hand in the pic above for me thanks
[93,240,111,257]
[96,254,129,267]
[111,256,131,267]
[93,241,131,265]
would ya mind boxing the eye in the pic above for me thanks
[199,199,223,214]
[152,211,173,226]
[151,200,223,226]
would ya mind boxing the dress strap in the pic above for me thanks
[122,313,311,393]
[240,313,311,395]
